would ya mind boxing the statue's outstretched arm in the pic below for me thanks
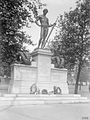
[35,20,41,27]
[48,23,56,27]
[35,16,41,27]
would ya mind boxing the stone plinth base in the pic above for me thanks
[9,48,69,94]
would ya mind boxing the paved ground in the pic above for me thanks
[0,103,90,120]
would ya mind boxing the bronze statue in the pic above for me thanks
[35,9,56,48]
[16,51,32,65]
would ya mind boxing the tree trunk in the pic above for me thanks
[0,19,4,76]
[74,61,82,94]
[0,19,2,63]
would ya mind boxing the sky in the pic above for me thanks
[24,0,77,51]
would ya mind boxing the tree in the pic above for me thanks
[51,0,90,94]
[0,0,43,76]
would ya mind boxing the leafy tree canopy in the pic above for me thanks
[51,0,90,93]
[0,0,43,76]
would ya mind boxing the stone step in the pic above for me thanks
[0,100,45,106]
[0,94,90,106]
[0,95,83,101]
[2,94,81,98]
[45,99,90,104]
[0,98,90,106]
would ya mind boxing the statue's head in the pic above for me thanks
[43,9,48,15]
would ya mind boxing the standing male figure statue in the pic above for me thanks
[35,9,56,48]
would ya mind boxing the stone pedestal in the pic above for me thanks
[9,48,69,94]
[31,48,52,91]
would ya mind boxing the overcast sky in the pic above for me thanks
[25,0,77,51]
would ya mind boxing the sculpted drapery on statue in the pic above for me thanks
[35,9,56,48]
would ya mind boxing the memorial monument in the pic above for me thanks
[8,9,69,95]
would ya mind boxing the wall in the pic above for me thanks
[9,64,37,93]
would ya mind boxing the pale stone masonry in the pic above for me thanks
[9,48,69,94]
